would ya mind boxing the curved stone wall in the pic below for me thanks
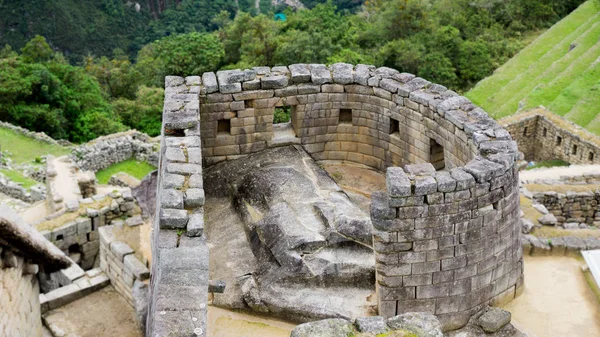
[153,64,523,334]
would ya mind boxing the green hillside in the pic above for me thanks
[466,0,600,135]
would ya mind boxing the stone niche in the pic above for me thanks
[158,63,523,332]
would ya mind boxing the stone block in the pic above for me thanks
[159,208,189,229]
[187,211,205,237]
[76,217,92,234]
[185,188,205,208]
[124,254,150,280]
[477,307,511,333]
[387,167,411,198]
[309,64,332,85]
[331,63,353,84]
[355,316,387,334]
[404,163,436,176]
[161,189,184,209]
[110,241,134,262]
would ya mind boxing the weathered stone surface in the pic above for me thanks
[521,218,534,234]
[538,213,557,226]
[309,64,332,85]
[387,312,444,337]
[477,307,511,333]
[387,167,411,198]
[290,319,353,337]
[331,63,354,84]
[355,316,388,334]
[261,75,289,89]
[289,64,311,83]
[404,163,436,176]
[132,280,149,335]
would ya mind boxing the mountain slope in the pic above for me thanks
[466,0,600,135]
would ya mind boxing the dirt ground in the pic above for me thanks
[43,286,142,337]
[505,255,600,337]
[207,307,295,337]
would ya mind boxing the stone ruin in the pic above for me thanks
[502,107,600,166]
[147,63,524,336]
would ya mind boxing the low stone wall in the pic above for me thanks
[147,77,209,336]
[532,191,600,226]
[0,120,70,146]
[99,224,150,307]
[36,190,137,271]
[71,131,159,172]
[522,234,600,257]
[0,171,45,203]
[501,108,600,165]
[0,246,44,337]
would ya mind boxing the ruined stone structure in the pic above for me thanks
[533,191,600,226]
[150,64,523,334]
[71,131,159,172]
[0,206,71,337]
[502,108,600,165]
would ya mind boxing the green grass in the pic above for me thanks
[466,1,600,136]
[0,127,70,164]
[0,169,39,188]
[95,159,156,184]
[525,159,570,170]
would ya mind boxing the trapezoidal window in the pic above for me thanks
[590,152,595,162]
[523,127,528,136]
[389,118,400,135]
[556,136,562,146]
[572,144,578,155]
[272,105,299,144]
[217,119,231,135]
[430,138,445,170]
[339,109,353,124]
[543,128,547,137]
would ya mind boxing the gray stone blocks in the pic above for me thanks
[160,63,523,333]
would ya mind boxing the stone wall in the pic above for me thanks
[71,131,159,172]
[99,224,150,307]
[147,77,209,337]
[36,190,137,271]
[0,171,45,203]
[501,108,600,165]
[532,191,600,226]
[190,64,522,330]
[0,246,44,337]
[198,65,478,171]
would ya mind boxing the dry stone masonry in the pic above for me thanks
[152,64,523,334]
[71,131,159,172]
[502,108,600,165]
[147,76,209,337]
[0,206,71,337]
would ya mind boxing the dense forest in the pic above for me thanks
[0,0,590,142]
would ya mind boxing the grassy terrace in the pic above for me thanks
[0,126,70,164]
[95,159,156,184]
[0,169,38,188]
[466,1,600,135]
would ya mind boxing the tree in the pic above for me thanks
[136,32,224,87]
[20,35,53,63]
[112,86,164,136]
[84,49,142,100]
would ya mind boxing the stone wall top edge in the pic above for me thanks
[164,64,519,197]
